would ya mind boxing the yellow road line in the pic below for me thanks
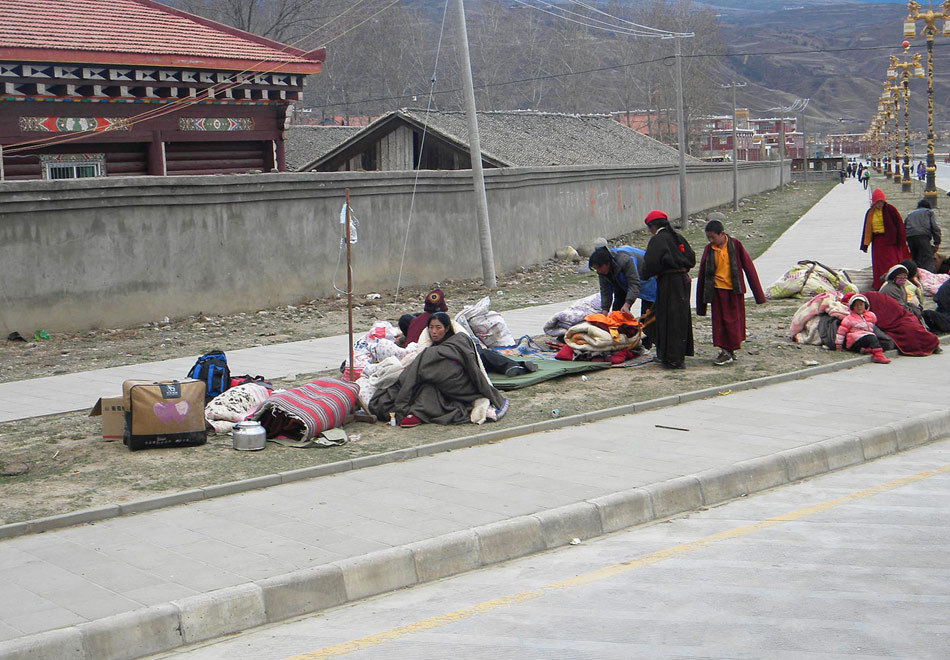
[289,463,950,659]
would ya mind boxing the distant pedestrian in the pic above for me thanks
[696,221,766,366]
[639,210,696,370]
[839,168,846,184]
[904,199,941,272]
[860,188,911,286]
[917,161,926,181]
[860,166,870,189]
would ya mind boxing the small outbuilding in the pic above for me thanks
[299,108,695,172]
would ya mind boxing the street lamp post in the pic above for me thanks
[888,43,925,192]
[905,0,950,208]
[881,82,902,184]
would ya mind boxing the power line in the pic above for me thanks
[511,0,688,38]
[305,40,950,111]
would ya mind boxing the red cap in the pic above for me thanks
[644,210,668,225]
[871,188,886,204]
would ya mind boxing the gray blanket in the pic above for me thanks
[369,333,506,424]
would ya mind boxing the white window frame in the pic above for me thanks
[39,154,105,180]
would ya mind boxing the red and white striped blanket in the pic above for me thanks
[252,378,359,441]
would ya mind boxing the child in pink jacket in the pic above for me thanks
[835,294,891,364]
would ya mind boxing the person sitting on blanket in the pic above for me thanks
[397,288,448,347]
[404,290,536,378]
[369,313,508,428]
[835,294,891,364]
[879,263,924,325]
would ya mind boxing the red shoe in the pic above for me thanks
[399,414,423,428]
[870,348,891,364]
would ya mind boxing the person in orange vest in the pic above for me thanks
[696,220,766,366]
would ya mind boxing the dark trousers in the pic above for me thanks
[850,334,882,352]
[477,346,522,375]
[907,235,936,273]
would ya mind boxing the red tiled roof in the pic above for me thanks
[0,0,324,74]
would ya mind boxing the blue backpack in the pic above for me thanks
[187,350,230,399]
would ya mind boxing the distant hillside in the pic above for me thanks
[711,0,948,137]
[166,0,945,142]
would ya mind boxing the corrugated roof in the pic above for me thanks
[400,109,697,167]
[285,125,361,171]
[0,0,323,73]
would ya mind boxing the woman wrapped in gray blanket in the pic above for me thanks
[369,313,508,428]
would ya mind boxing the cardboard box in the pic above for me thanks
[89,396,126,441]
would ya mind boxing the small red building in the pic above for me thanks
[0,0,324,180]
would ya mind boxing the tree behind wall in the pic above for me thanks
[168,0,725,138]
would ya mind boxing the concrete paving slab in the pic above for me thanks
[2,350,946,659]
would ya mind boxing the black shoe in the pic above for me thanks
[661,360,685,370]
[522,361,539,373]
[505,365,528,377]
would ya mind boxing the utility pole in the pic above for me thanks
[673,36,688,229]
[779,117,786,189]
[721,82,746,211]
[800,99,810,183]
[452,0,496,288]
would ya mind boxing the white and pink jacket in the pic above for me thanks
[835,310,878,350]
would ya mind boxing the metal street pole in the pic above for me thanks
[731,84,739,210]
[925,29,938,206]
[673,36,688,229]
[779,118,785,188]
[903,74,912,192]
[452,0,496,287]
[800,99,809,183]
[721,82,745,211]
[904,0,950,208]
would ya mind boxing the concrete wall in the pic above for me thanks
[0,161,784,331]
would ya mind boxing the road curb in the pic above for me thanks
[0,353,875,542]
[5,413,947,660]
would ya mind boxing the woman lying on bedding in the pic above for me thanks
[369,313,509,428]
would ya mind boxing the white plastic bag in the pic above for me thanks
[454,296,514,348]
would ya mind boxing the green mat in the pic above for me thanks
[489,359,610,390]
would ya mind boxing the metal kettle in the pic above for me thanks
[232,421,266,451]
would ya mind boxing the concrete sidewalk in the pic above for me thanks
[0,302,566,422]
[753,177,871,287]
[0,181,874,423]
[0,350,947,659]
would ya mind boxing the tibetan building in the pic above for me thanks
[0,0,324,180]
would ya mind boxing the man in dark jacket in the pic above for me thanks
[588,246,641,315]
[639,210,696,369]
[904,199,941,272]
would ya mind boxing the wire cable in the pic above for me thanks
[304,40,950,111]
[511,0,674,37]
[566,0,678,34]
[393,0,451,304]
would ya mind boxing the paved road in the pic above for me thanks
[158,440,950,660]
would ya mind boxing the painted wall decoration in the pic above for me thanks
[178,117,253,131]
[19,117,131,132]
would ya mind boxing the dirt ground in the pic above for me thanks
[0,178,884,525]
